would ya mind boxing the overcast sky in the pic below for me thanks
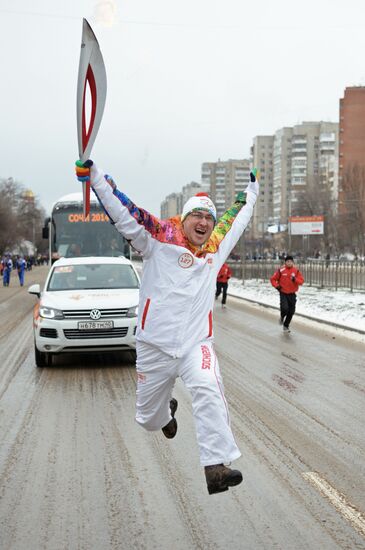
[1,0,365,216]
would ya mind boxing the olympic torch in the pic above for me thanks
[76,18,107,218]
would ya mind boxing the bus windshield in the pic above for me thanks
[49,198,130,260]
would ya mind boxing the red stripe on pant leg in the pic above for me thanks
[208,310,213,337]
[141,298,151,330]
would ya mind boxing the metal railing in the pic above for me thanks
[228,259,365,292]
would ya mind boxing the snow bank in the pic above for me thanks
[229,278,365,333]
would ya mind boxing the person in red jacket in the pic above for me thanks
[216,263,232,308]
[270,255,304,332]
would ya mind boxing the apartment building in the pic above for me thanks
[250,136,274,240]
[250,121,338,251]
[201,159,250,218]
[160,181,201,219]
[257,122,338,228]
[272,127,293,227]
[339,86,365,177]
[339,86,365,215]
[318,126,338,201]
[181,181,201,206]
[290,121,338,213]
[160,192,182,219]
[338,86,365,251]
[161,118,338,238]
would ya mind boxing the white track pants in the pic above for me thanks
[135,340,241,466]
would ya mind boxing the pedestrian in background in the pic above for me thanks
[16,256,27,286]
[270,255,304,333]
[3,254,13,287]
[215,262,232,308]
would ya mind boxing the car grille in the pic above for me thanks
[62,308,129,319]
[63,327,129,339]
[40,328,58,338]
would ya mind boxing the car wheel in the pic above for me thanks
[35,346,52,368]
[129,349,137,364]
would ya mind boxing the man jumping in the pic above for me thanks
[76,160,259,494]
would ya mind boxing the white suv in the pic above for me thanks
[28,256,140,367]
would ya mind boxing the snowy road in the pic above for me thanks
[0,267,364,550]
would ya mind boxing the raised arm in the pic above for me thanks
[76,161,160,257]
[205,170,259,266]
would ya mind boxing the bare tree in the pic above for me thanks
[0,178,46,255]
[293,180,339,255]
[0,178,20,252]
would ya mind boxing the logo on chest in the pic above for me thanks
[178,253,194,268]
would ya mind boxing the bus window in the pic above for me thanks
[45,192,130,261]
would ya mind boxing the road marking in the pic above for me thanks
[302,471,365,537]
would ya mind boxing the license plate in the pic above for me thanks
[78,320,114,330]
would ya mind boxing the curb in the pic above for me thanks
[229,293,365,336]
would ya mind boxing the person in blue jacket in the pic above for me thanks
[16,256,27,286]
[3,255,13,287]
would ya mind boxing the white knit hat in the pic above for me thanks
[181,193,217,223]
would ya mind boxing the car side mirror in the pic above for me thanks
[28,284,41,298]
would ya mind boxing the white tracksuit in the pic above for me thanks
[90,165,258,466]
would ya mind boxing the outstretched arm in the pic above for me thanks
[76,161,160,257]
[206,170,259,266]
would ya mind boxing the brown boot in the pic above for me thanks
[204,464,243,495]
[161,398,178,439]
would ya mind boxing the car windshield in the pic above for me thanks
[47,264,139,291]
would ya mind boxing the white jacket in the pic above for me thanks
[90,165,258,358]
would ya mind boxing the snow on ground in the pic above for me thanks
[228,278,365,333]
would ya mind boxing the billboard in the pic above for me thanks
[289,216,324,235]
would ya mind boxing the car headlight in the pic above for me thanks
[126,305,139,318]
[39,306,64,319]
